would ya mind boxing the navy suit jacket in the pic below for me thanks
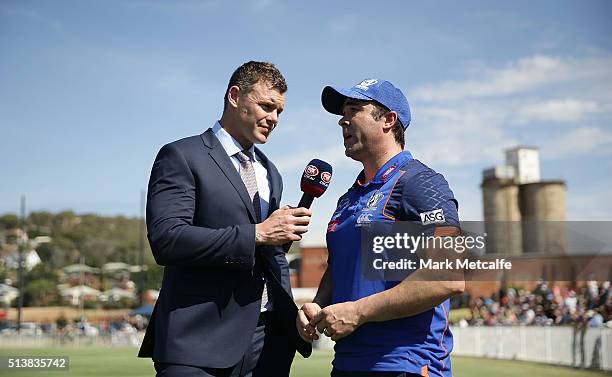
[138,129,311,369]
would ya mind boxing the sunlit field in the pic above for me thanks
[0,347,609,377]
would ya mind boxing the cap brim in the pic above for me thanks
[321,86,372,115]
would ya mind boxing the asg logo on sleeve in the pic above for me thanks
[420,208,445,225]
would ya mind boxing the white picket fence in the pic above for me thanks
[451,326,612,371]
[314,326,612,371]
[0,332,145,348]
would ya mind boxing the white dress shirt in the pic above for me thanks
[212,121,274,312]
[212,121,271,221]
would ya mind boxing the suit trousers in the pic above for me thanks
[154,312,295,377]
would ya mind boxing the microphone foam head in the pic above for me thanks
[301,159,333,198]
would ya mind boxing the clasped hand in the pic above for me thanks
[296,301,363,342]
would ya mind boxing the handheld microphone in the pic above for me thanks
[298,159,333,209]
[283,159,333,252]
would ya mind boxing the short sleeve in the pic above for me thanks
[400,170,459,227]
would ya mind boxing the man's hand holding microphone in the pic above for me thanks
[255,205,312,246]
[255,159,332,249]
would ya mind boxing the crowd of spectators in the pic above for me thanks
[456,280,611,327]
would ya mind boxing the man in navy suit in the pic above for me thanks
[139,61,312,377]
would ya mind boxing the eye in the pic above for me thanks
[343,106,358,116]
[261,103,275,112]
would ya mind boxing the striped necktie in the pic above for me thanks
[235,150,262,222]
[235,150,269,311]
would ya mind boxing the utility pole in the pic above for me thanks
[139,189,145,306]
[79,255,85,320]
[16,196,26,333]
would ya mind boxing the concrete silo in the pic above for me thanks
[481,168,523,255]
[519,181,567,255]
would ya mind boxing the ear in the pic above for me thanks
[227,85,240,109]
[382,111,398,131]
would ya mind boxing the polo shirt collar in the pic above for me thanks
[354,150,413,187]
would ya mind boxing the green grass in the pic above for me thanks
[0,347,609,377]
[291,351,612,377]
[0,347,152,376]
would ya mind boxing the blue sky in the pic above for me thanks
[1,0,611,245]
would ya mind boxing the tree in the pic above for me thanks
[22,264,60,306]
[24,279,60,306]
[0,214,19,229]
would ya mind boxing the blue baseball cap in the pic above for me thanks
[321,79,411,129]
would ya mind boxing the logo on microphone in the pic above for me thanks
[321,171,332,184]
[305,165,319,177]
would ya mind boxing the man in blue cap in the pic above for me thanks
[296,79,465,377]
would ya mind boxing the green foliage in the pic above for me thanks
[24,279,60,306]
[101,297,136,310]
[141,263,164,291]
[35,242,51,260]
[83,300,101,309]
[22,264,60,306]
[27,264,58,282]
[27,211,54,237]
[1,211,162,308]
[5,211,154,268]
[0,214,19,229]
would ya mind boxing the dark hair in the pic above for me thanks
[223,61,287,111]
[371,102,405,149]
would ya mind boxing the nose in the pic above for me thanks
[338,116,349,127]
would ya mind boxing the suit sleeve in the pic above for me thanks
[146,143,255,269]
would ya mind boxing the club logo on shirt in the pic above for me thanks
[420,208,446,225]
[305,165,319,177]
[365,192,385,211]
[321,171,332,184]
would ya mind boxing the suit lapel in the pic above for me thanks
[201,130,257,223]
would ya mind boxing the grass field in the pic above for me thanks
[0,347,609,376]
